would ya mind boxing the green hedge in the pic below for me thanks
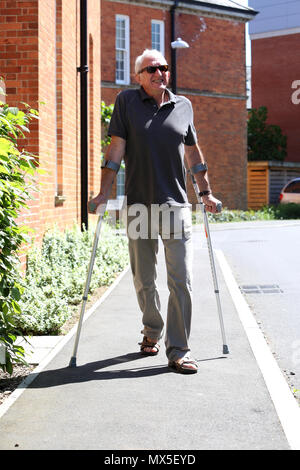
[193,204,300,224]
[0,101,40,373]
[17,222,129,335]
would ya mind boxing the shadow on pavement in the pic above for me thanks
[20,352,227,389]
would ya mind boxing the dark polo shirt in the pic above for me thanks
[108,87,197,206]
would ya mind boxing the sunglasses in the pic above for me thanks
[138,64,169,74]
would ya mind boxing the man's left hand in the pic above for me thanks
[202,193,222,213]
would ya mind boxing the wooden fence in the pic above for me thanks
[248,161,300,209]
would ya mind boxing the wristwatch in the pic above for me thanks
[199,190,211,197]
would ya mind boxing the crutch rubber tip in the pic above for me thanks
[69,357,77,368]
[223,345,229,355]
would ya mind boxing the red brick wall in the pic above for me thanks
[101,1,248,209]
[0,0,41,255]
[189,95,247,208]
[174,13,247,207]
[0,0,101,243]
[251,33,300,163]
[37,0,57,234]
[174,13,245,96]
[0,0,39,153]
[101,3,170,85]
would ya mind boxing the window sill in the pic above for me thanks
[55,194,67,207]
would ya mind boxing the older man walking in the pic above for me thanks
[88,49,220,373]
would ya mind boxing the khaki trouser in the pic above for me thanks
[127,205,193,361]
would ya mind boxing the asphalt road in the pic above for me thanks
[0,221,294,450]
[209,220,300,398]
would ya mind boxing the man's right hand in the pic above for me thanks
[88,193,108,214]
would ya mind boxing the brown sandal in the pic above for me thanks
[139,336,160,356]
[168,358,198,374]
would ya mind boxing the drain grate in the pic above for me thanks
[239,284,283,294]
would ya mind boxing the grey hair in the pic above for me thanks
[135,49,167,74]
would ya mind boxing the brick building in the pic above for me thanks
[0,0,101,241]
[0,0,257,252]
[249,0,300,164]
[101,0,257,209]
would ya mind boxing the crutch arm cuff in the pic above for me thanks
[190,162,208,174]
[101,159,120,173]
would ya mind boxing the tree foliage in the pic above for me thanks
[247,106,287,161]
[101,100,114,150]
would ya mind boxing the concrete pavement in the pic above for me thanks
[0,227,298,450]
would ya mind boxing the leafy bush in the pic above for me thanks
[247,106,287,161]
[207,206,276,223]
[192,203,300,224]
[101,101,114,150]
[17,222,129,335]
[272,203,300,220]
[0,101,39,373]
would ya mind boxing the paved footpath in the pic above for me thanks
[0,228,299,450]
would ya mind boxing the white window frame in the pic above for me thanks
[115,15,130,85]
[151,20,165,56]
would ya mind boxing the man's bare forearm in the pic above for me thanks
[185,143,211,193]
[99,168,115,198]
[99,135,126,196]
[88,136,126,213]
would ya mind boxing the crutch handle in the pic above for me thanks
[95,203,108,215]
[201,200,222,213]
[216,201,222,213]
[88,200,108,215]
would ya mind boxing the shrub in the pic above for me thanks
[272,203,300,220]
[101,100,114,150]
[17,222,129,335]
[192,203,300,224]
[206,205,277,223]
[0,102,39,373]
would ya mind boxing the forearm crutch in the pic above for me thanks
[69,202,107,367]
[190,173,229,354]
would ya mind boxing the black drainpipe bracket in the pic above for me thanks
[77,65,89,73]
